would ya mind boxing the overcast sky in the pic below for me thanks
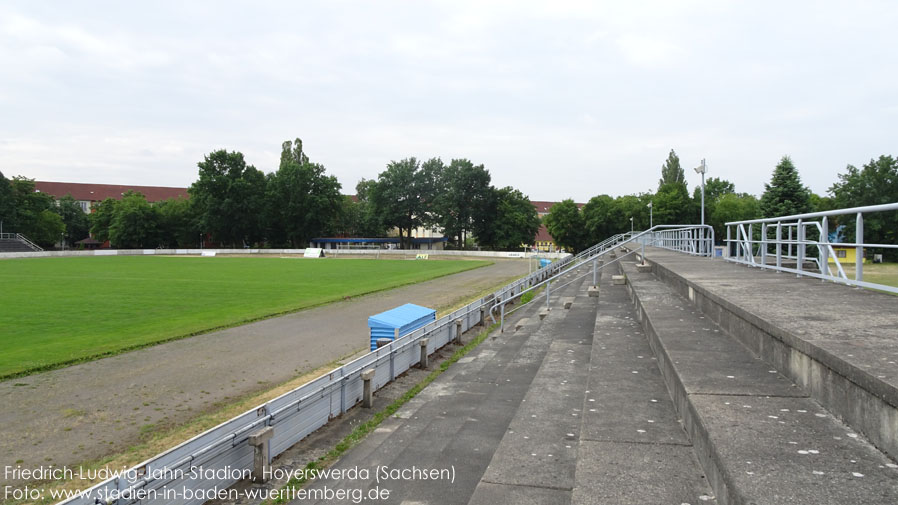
[1,1,896,202]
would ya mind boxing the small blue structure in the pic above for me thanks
[539,258,552,268]
[368,303,436,350]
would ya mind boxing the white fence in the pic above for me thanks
[0,248,567,260]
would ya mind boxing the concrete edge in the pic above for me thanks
[648,257,898,461]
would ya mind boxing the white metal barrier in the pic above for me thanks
[724,203,898,294]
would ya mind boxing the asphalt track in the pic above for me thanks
[0,258,528,483]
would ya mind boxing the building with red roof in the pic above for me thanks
[33,181,189,213]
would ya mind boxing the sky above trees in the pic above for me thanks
[1,1,896,201]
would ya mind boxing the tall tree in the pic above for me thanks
[760,156,811,218]
[371,157,434,249]
[654,183,695,225]
[267,138,343,247]
[582,194,615,245]
[89,198,118,243]
[692,177,735,228]
[108,191,160,248]
[659,149,686,189]
[9,177,63,247]
[0,170,14,233]
[692,177,735,203]
[830,155,898,259]
[433,158,492,248]
[190,149,267,247]
[156,197,197,248]
[710,193,760,243]
[475,186,540,250]
[544,199,585,252]
[55,194,91,246]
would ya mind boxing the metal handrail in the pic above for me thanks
[724,202,898,293]
[489,224,714,331]
[53,236,577,505]
[0,232,44,251]
[52,225,713,505]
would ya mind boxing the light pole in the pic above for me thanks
[630,216,634,234]
[647,201,653,229]
[694,159,707,225]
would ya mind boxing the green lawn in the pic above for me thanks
[844,262,898,291]
[0,256,489,379]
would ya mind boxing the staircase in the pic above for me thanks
[0,233,43,252]
[616,250,898,504]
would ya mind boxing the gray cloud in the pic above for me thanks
[1,0,896,201]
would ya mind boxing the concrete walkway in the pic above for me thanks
[0,259,528,481]
[296,268,715,504]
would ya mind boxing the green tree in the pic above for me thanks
[693,177,735,203]
[692,177,735,227]
[432,158,492,248]
[830,155,898,259]
[760,156,811,218]
[90,197,118,243]
[544,199,585,252]
[9,177,61,246]
[353,179,387,237]
[156,197,197,247]
[582,194,615,245]
[109,192,160,248]
[659,149,686,189]
[267,138,343,247]
[0,170,14,232]
[476,186,540,250]
[370,157,434,249]
[710,193,760,243]
[654,183,694,225]
[29,210,65,248]
[55,195,91,246]
[190,149,267,247]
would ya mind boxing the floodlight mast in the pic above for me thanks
[694,159,707,226]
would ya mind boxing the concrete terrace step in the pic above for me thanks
[468,277,597,504]
[297,276,589,505]
[621,259,898,505]
[641,248,898,460]
[570,269,717,504]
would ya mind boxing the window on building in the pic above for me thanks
[836,249,847,258]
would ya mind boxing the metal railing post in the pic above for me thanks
[546,279,551,308]
[788,225,793,259]
[856,212,864,282]
[500,302,505,333]
[748,224,753,260]
[820,216,829,276]
[761,223,767,265]
[775,222,782,269]
[796,219,804,277]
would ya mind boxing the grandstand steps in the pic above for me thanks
[620,256,898,505]
[0,237,38,253]
[300,273,588,505]
[565,268,717,505]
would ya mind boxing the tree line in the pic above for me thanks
[0,138,540,250]
[2,144,895,253]
[543,150,898,257]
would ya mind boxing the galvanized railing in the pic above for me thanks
[490,225,714,331]
[634,225,715,257]
[725,202,898,294]
[53,250,572,505]
[0,232,43,251]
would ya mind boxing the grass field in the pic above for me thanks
[0,256,489,379]
[845,262,898,291]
